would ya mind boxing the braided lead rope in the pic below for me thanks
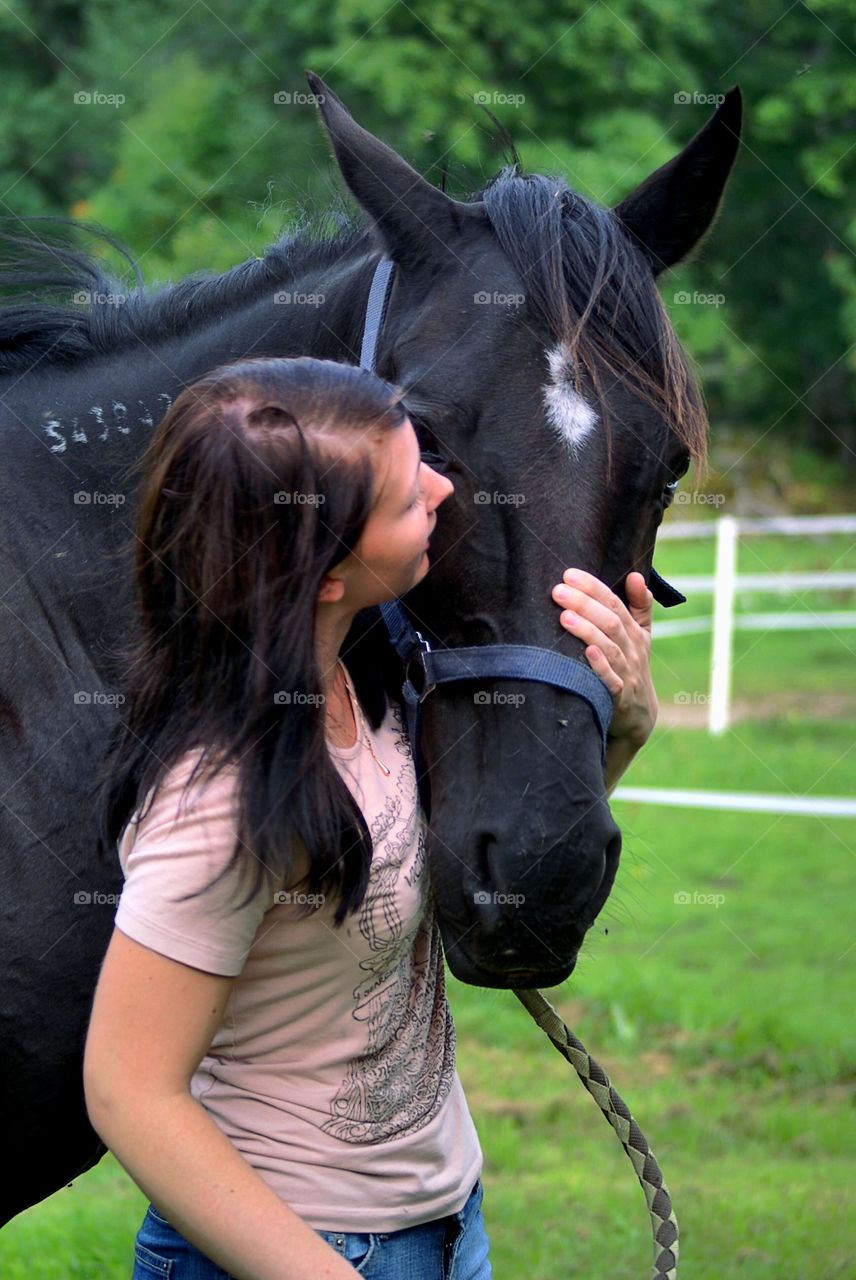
[512,987,679,1279]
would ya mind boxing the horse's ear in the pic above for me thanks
[612,86,742,276]
[305,70,485,272]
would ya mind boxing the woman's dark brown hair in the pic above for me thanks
[95,355,409,926]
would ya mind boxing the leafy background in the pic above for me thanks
[2,0,855,485]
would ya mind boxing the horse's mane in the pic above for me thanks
[0,159,706,464]
[0,205,372,376]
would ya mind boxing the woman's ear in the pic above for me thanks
[317,572,347,605]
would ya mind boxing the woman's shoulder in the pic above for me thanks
[129,746,240,837]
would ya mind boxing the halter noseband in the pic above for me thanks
[359,254,685,815]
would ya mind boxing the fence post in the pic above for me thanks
[709,514,738,734]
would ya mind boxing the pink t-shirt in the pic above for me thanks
[113,687,482,1233]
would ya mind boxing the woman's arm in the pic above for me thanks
[551,567,658,795]
[84,928,358,1280]
[603,731,647,799]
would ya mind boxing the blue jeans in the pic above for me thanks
[132,1178,492,1279]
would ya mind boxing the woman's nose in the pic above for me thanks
[431,472,454,508]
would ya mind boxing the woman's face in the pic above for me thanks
[335,417,454,608]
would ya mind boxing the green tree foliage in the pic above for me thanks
[1,0,852,463]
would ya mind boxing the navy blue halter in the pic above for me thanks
[359,254,685,815]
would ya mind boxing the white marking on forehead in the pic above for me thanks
[542,340,598,454]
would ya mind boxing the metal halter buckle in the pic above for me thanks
[403,631,437,703]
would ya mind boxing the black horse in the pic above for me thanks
[0,73,741,1222]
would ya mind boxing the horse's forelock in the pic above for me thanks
[473,169,708,474]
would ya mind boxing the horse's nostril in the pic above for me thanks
[505,969,539,984]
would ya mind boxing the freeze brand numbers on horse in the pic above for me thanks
[43,395,174,453]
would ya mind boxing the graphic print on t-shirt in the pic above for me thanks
[323,701,456,1143]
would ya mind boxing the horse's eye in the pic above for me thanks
[662,455,689,503]
[662,479,679,510]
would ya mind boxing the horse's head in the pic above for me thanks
[309,72,741,988]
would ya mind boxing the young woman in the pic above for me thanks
[84,355,658,1280]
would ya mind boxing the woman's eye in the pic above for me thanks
[406,409,446,467]
[420,449,446,467]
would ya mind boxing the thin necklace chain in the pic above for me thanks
[335,659,391,777]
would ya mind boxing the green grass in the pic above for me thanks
[450,712,856,1278]
[3,535,855,1278]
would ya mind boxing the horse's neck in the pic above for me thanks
[13,253,369,496]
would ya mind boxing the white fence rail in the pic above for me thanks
[653,513,856,734]
[611,786,856,818]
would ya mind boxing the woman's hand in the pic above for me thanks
[551,567,657,748]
